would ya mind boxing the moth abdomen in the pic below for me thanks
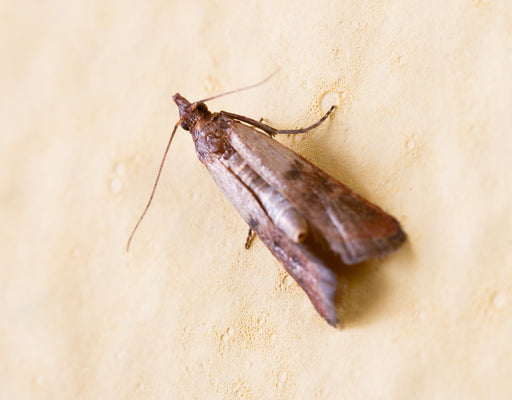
[222,152,308,243]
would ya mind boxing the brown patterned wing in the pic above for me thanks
[204,155,340,325]
[227,120,406,265]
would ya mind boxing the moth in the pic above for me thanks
[128,75,406,326]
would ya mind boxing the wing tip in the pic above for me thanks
[316,266,341,327]
[326,314,340,327]
[343,223,407,265]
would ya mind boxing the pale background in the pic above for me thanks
[1,1,511,399]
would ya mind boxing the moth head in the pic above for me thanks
[172,93,209,131]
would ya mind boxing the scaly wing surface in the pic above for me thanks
[204,154,340,325]
[227,121,406,265]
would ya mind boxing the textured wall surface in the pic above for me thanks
[1,1,511,399]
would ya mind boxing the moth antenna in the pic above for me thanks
[126,119,182,252]
[196,68,280,104]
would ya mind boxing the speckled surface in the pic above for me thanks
[1,1,511,398]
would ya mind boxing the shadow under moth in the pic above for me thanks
[128,75,406,326]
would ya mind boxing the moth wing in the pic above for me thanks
[204,155,340,325]
[227,120,406,265]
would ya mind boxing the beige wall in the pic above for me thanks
[1,1,511,398]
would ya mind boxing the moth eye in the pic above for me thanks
[196,102,208,112]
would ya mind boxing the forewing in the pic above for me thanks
[227,120,406,265]
[204,155,340,325]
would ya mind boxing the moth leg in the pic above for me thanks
[220,105,335,137]
[259,117,276,138]
[244,228,255,249]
